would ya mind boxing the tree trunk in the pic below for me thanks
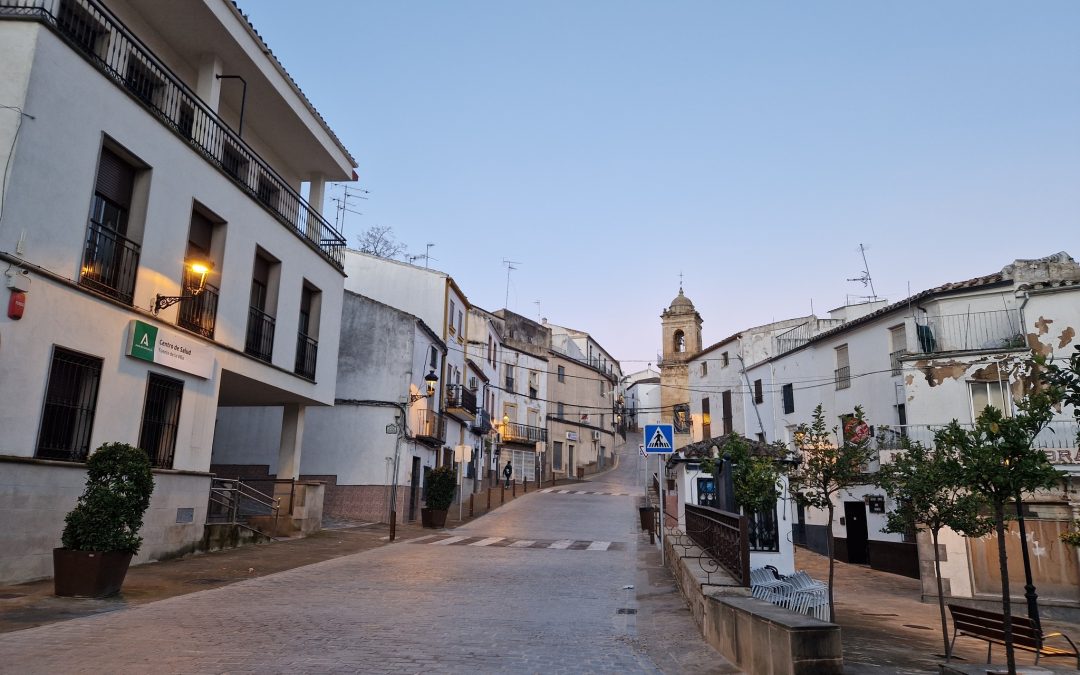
[827,502,836,623]
[932,528,949,657]
[995,502,1016,674]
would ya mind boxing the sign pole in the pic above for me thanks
[659,452,665,566]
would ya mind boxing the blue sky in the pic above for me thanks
[244,1,1080,366]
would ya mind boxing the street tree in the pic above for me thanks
[1036,347,1080,547]
[875,438,991,656]
[935,387,1064,675]
[788,405,876,622]
[701,435,784,515]
[357,225,406,259]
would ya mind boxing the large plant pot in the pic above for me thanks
[53,548,133,598]
[421,507,448,528]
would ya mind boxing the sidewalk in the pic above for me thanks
[795,547,1080,673]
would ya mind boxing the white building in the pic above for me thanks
[492,309,550,482]
[0,0,355,581]
[624,367,661,432]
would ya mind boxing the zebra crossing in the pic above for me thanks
[537,488,633,497]
[404,534,625,551]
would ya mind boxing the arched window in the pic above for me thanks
[674,330,686,353]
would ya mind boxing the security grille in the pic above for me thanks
[36,347,103,462]
[139,373,183,468]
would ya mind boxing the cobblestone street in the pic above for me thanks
[0,444,734,674]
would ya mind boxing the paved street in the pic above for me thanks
[0,444,735,674]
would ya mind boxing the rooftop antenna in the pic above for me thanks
[846,243,879,303]
[330,184,368,230]
[533,300,541,321]
[407,244,437,268]
[503,258,520,309]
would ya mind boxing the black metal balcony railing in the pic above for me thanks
[835,365,851,390]
[470,409,492,435]
[79,220,140,304]
[0,0,348,268]
[444,384,477,416]
[915,309,1023,354]
[501,422,547,445]
[294,332,317,380]
[415,408,446,445]
[685,505,751,587]
[245,306,275,363]
[889,349,907,376]
[177,279,218,339]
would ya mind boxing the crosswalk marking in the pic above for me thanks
[432,536,468,546]
[469,537,504,547]
[586,541,611,551]
[509,539,536,548]
[407,534,440,544]
[538,488,633,497]
[548,539,574,549]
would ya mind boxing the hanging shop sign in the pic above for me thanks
[127,320,213,379]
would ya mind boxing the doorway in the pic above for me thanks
[568,444,575,475]
[407,457,421,521]
[843,501,869,565]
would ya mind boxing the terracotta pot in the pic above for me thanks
[53,548,133,598]
[421,507,448,528]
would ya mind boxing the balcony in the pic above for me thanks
[444,384,477,421]
[294,332,317,380]
[177,278,218,339]
[914,309,1024,354]
[470,409,492,435]
[79,220,139,304]
[245,306,275,363]
[889,349,907,377]
[876,420,1079,459]
[501,422,547,445]
[834,366,851,390]
[414,409,446,446]
[1,0,347,268]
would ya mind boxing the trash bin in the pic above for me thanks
[576,467,585,480]
[638,506,657,531]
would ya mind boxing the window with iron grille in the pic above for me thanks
[721,390,733,435]
[701,397,711,440]
[81,146,141,304]
[177,208,220,338]
[753,379,763,404]
[36,347,103,462]
[782,384,795,414]
[139,373,183,469]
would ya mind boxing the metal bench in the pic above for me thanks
[947,603,1079,668]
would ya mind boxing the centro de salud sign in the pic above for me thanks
[127,320,213,379]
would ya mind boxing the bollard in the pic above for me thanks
[469,493,474,518]
[512,480,516,497]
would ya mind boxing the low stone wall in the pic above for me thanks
[664,532,843,675]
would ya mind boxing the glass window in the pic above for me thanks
[970,381,1011,420]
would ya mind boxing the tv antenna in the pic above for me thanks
[533,300,541,321]
[846,243,879,302]
[503,258,521,309]
[407,243,436,268]
[329,184,368,230]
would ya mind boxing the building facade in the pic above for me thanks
[0,0,355,581]
[659,289,702,448]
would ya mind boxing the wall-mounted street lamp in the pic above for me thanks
[408,370,439,403]
[153,259,213,315]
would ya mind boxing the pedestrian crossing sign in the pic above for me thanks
[643,424,674,453]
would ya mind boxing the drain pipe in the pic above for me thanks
[737,354,767,441]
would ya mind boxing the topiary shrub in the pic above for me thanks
[425,465,456,511]
[61,442,155,553]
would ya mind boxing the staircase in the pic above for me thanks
[204,478,281,548]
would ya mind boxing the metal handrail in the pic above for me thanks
[684,504,751,586]
[0,0,347,268]
[207,477,281,525]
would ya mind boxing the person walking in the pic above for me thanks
[503,460,513,489]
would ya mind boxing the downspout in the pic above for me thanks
[737,353,767,441]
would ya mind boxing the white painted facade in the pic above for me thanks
[0,0,354,582]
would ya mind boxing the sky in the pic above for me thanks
[244,1,1080,369]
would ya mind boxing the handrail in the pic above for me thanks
[207,476,281,526]
[0,0,347,268]
[684,504,751,586]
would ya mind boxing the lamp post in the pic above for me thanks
[1015,493,1042,632]
[153,258,213,314]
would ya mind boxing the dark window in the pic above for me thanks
[721,351,729,367]
[753,379,763,404]
[673,403,690,433]
[125,58,163,107]
[701,397,711,440]
[782,384,795,414]
[721,390,733,435]
[58,0,105,57]
[553,441,563,470]
[557,365,565,383]
[81,147,141,303]
[36,347,103,462]
[139,373,183,468]
[256,173,280,212]
[177,209,219,338]
[557,402,564,419]
[245,254,275,362]
[295,285,319,379]
[177,102,195,139]
[221,142,247,181]
[747,506,780,552]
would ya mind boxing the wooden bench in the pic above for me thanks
[947,603,1079,668]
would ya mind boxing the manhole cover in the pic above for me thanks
[0,593,25,600]
[616,608,638,615]
[185,578,228,585]
[903,624,932,630]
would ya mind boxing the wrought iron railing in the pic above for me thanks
[501,422,547,444]
[914,309,1023,353]
[206,477,281,526]
[445,384,477,415]
[471,409,492,434]
[834,365,851,390]
[414,408,446,444]
[177,280,218,339]
[294,332,317,379]
[876,420,1080,455]
[684,504,751,586]
[79,220,140,304]
[0,0,347,268]
[245,306,275,363]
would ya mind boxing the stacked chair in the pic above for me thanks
[749,567,830,621]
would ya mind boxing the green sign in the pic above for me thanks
[129,320,158,362]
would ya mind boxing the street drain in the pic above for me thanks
[616,608,637,615]
[903,624,932,630]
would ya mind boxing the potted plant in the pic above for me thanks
[54,442,155,597]
[421,465,455,528]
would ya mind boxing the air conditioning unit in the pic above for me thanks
[591,430,601,440]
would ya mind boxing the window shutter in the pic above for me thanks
[95,148,135,207]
